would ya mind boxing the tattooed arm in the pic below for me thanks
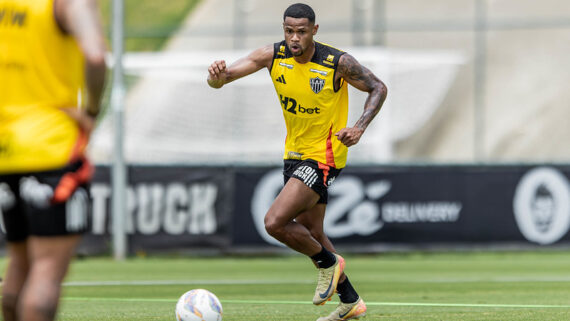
[335,53,388,147]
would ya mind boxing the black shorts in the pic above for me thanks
[283,159,342,204]
[0,160,92,242]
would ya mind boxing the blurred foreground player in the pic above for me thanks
[0,0,106,320]
[207,3,387,320]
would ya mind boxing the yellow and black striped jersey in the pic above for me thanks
[0,0,86,173]
[270,41,349,169]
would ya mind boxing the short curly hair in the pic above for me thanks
[283,3,315,24]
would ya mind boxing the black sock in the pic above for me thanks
[337,277,359,303]
[310,246,336,269]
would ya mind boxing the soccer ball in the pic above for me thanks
[175,289,223,321]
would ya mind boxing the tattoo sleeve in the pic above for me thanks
[338,54,388,131]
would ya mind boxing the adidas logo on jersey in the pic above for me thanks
[276,75,286,84]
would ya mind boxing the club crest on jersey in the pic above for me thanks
[310,77,325,94]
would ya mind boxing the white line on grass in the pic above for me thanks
[63,275,570,287]
[61,297,570,309]
[421,276,570,283]
[63,279,313,286]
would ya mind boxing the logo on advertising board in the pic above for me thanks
[513,167,570,245]
[0,181,221,237]
[250,170,463,246]
[90,182,220,236]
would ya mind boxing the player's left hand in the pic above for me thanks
[335,127,364,147]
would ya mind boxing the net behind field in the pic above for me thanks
[90,49,464,165]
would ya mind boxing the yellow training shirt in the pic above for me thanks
[270,41,349,169]
[0,0,86,174]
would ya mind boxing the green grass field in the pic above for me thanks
[3,251,570,320]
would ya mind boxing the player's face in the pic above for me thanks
[283,17,318,57]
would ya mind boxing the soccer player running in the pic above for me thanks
[0,0,106,320]
[207,3,387,320]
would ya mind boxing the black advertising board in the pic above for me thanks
[81,166,233,254]
[2,165,569,253]
[232,165,570,248]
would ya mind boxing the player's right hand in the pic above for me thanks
[207,60,227,88]
[59,108,95,138]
